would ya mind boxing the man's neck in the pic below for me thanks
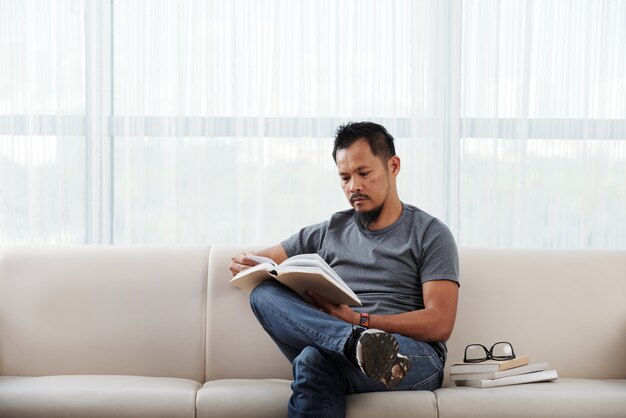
[367,198,403,231]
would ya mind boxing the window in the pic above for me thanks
[1,0,624,248]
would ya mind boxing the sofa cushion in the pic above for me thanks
[435,378,626,418]
[196,379,439,418]
[196,379,292,418]
[0,375,201,418]
[346,390,438,418]
[0,246,209,382]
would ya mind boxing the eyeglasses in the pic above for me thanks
[463,341,516,363]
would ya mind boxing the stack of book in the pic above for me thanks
[450,355,558,388]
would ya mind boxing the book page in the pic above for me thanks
[278,254,352,293]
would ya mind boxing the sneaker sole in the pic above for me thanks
[357,331,410,389]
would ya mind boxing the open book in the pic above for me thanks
[230,253,362,306]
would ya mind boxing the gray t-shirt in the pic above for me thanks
[281,202,459,359]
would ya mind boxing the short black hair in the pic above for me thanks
[332,121,396,163]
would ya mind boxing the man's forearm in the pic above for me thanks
[367,309,453,342]
[256,244,289,264]
[361,279,459,342]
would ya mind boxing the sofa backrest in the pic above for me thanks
[2,246,623,384]
[205,246,293,381]
[445,249,626,384]
[0,246,209,382]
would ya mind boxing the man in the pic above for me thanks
[229,122,459,418]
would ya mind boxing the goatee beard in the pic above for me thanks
[355,205,384,230]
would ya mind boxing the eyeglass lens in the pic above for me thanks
[491,342,514,359]
[465,344,489,362]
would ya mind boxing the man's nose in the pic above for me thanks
[349,178,362,193]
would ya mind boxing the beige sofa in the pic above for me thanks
[0,246,624,418]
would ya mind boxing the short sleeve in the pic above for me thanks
[281,220,330,258]
[418,219,460,285]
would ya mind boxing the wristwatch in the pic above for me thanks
[359,312,370,329]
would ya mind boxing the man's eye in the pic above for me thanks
[360,171,370,177]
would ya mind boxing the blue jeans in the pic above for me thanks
[250,281,444,418]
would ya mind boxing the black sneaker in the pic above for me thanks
[356,329,410,389]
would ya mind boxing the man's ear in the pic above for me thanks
[388,156,401,177]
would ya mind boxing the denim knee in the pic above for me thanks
[249,281,281,310]
[293,346,325,372]
[293,346,346,380]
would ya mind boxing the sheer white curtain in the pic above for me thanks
[111,0,459,245]
[0,0,86,244]
[459,0,626,248]
[1,0,624,248]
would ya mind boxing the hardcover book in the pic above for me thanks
[450,355,530,374]
[453,369,558,388]
[230,253,362,306]
[450,362,549,381]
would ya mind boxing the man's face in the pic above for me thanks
[336,139,393,218]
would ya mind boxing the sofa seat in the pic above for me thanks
[196,378,439,418]
[0,375,201,418]
[435,378,626,418]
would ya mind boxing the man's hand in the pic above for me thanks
[306,290,359,325]
[229,245,290,278]
[229,252,260,277]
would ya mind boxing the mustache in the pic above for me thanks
[350,193,369,203]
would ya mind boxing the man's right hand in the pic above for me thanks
[229,252,260,277]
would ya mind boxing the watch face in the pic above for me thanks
[360,313,370,328]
